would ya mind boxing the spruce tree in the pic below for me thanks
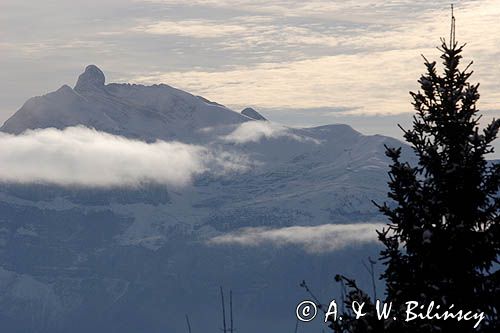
[330,16,499,333]
[375,36,499,332]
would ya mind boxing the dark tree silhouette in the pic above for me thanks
[329,16,499,333]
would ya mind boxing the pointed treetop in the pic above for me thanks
[450,4,456,48]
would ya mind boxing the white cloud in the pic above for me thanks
[0,126,249,187]
[133,49,424,115]
[221,121,319,144]
[131,20,248,38]
[129,0,500,116]
[143,0,427,22]
[208,223,384,253]
[130,17,340,50]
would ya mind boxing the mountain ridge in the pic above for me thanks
[1,65,255,142]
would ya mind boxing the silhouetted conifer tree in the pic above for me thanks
[330,17,499,333]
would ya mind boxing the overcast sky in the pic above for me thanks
[1,0,499,155]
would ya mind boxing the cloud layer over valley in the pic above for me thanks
[0,126,249,187]
[208,223,385,253]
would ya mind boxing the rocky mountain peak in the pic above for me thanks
[74,65,105,92]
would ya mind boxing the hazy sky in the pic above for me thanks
[1,0,499,154]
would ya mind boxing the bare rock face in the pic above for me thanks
[74,65,106,93]
[241,107,267,121]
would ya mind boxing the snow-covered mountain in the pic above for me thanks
[0,65,407,332]
[1,65,252,142]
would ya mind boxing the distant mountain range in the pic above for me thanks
[0,65,408,332]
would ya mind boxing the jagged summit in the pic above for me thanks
[1,65,250,140]
[241,107,266,121]
[74,65,105,92]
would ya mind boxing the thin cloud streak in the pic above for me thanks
[208,223,384,253]
[143,0,434,22]
[131,20,249,38]
[130,18,340,48]
[221,121,320,144]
